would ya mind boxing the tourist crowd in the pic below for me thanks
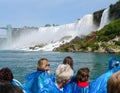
[0,56,120,93]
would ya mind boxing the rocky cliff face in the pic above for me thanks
[54,1,120,53]
[93,9,105,26]
[93,1,120,26]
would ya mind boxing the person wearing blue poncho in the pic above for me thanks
[107,70,120,93]
[90,57,120,93]
[0,67,25,93]
[40,64,74,93]
[72,67,90,93]
[0,67,14,84]
[0,67,22,87]
[48,56,74,93]
[22,58,53,93]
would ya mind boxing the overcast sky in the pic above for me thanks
[0,0,117,28]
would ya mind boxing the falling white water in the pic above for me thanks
[4,23,77,50]
[38,23,76,43]
[76,14,98,36]
[1,12,109,51]
[99,8,110,30]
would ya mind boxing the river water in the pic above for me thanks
[0,50,119,83]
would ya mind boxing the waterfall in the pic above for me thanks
[76,14,98,36]
[98,8,110,30]
[4,23,77,50]
[1,11,110,51]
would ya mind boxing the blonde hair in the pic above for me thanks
[107,71,120,93]
[56,64,73,82]
[37,58,48,70]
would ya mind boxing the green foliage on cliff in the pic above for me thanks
[54,1,120,53]
[54,19,120,52]
[96,19,120,41]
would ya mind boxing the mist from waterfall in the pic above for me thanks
[2,9,110,51]
[5,23,77,50]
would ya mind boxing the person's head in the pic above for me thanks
[37,58,50,72]
[63,56,73,69]
[76,67,90,82]
[55,64,73,86]
[0,67,14,84]
[0,83,23,93]
[107,71,120,93]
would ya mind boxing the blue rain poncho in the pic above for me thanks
[108,57,120,70]
[49,74,74,93]
[63,82,74,93]
[90,67,120,93]
[39,80,73,93]
[11,79,22,87]
[90,57,120,93]
[12,79,26,93]
[72,82,89,93]
[22,70,53,93]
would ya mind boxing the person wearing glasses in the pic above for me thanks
[22,58,52,93]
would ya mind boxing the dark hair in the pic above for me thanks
[76,67,90,82]
[0,67,14,83]
[0,84,23,93]
[63,56,73,69]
